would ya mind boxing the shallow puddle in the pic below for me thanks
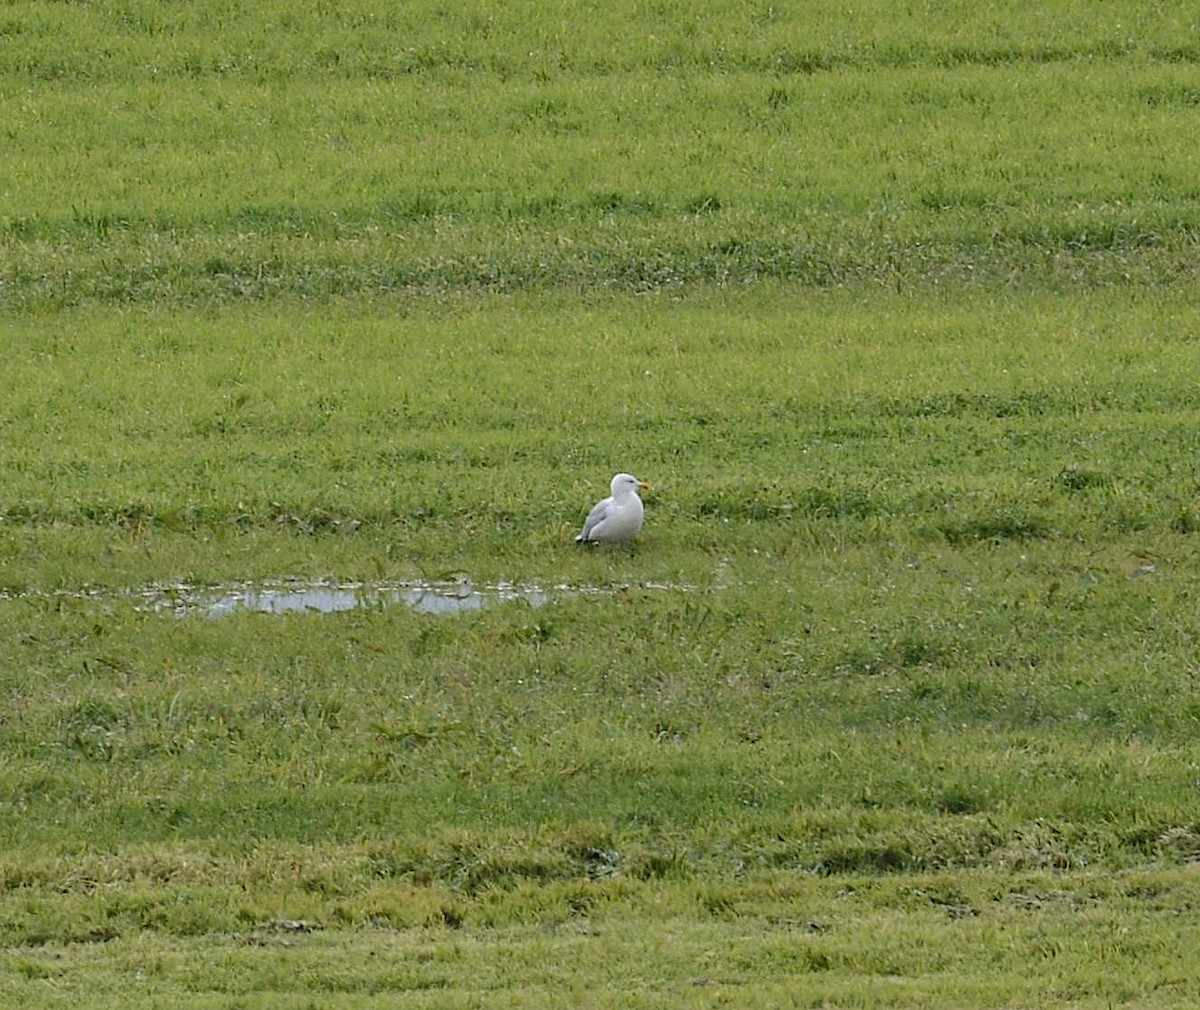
[4,578,699,618]
[137,578,699,618]
[150,579,556,617]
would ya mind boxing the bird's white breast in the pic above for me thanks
[594,494,643,541]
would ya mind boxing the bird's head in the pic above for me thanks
[611,473,650,497]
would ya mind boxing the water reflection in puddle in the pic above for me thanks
[2,578,701,618]
[161,580,550,617]
[137,578,688,618]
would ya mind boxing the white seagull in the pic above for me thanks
[575,473,651,544]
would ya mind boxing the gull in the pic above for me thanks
[575,473,651,544]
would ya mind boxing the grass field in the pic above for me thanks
[4,3,1200,1007]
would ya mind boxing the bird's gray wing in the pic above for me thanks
[577,497,612,541]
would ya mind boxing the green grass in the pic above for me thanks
[4,2,1200,305]
[0,867,1192,1007]
[3,288,1200,584]
[5,290,1200,1006]
[4,2,1200,1006]
[1,867,1198,1007]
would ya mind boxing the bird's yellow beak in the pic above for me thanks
[638,481,651,491]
